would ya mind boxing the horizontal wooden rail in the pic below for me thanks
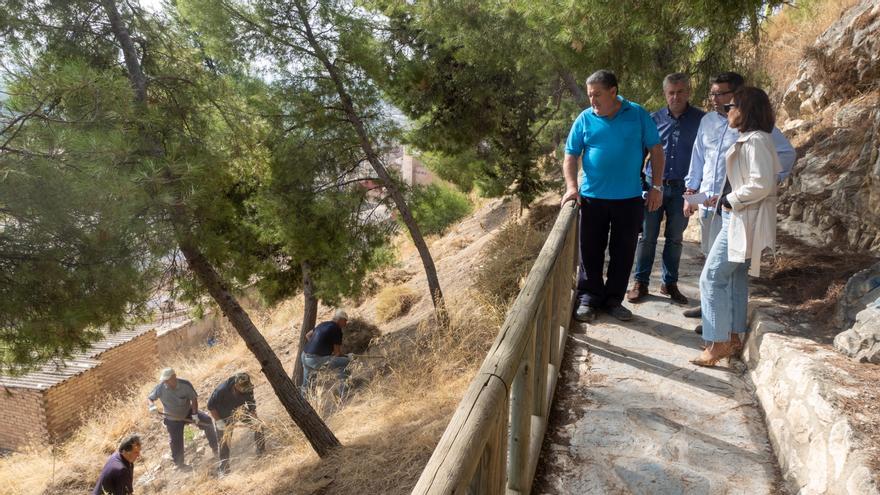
[413,202,579,494]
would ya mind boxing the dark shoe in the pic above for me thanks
[694,325,703,335]
[660,283,688,304]
[606,305,633,321]
[626,281,648,303]
[174,463,193,472]
[574,304,598,323]
[683,306,701,318]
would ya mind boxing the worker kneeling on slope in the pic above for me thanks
[208,371,266,474]
[300,308,351,396]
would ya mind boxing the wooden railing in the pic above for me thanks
[413,203,579,494]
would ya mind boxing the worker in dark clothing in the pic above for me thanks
[207,372,265,474]
[92,434,141,495]
[300,309,350,396]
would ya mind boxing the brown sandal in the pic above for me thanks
[689,342,736,367]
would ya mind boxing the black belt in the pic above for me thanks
[646,178,685,187]
[660,179,685,186]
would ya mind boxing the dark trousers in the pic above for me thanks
[577,196,645,308]
[163,411,219,466]
[633,182,689,285]
[218,414,266,472]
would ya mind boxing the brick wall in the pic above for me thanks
[0,387,48,450]
[94,330,158,395]
[43,330,158,442]
[44,369,102,442]
[156,314,218,357]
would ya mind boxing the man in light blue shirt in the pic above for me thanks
[683,71,796,321]
[562,70,665,323]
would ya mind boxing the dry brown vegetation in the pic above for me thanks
[0,195,553,495]
[751,0,860,108]
[374,285,420,323]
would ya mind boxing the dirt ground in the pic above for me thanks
[751,230,878,344]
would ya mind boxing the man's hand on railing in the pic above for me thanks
[560,187,580,208]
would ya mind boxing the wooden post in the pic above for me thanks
[507,332,534,492]
[549,258,563,368]
[534,287,551,417]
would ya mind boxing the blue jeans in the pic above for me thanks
[300,353,350,395]
[633,183,689,285]
[699,211,750,343]
[163,411,218,466]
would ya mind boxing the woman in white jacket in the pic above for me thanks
[691,87,781,367]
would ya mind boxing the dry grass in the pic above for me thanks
[474,203,559,307]
[374,285,420,322]
[753,0,860,108]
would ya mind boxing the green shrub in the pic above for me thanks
[407,183,472,236]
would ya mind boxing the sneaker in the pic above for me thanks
[574,304,598,323]
[694,324,703,335]
[606,305,633,321]
[660,283,688,304]
[683,306,701,318]
[626,281,648,303]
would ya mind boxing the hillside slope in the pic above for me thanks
[0,196,543,495]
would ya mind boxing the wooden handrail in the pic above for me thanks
[413,202,579,494]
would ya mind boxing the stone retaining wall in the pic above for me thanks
[745,308,879,494]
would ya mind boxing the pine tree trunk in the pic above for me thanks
[292,0,445,312]
[559,69,587,108]
[100,0,339,456]
[293,261,318,387]
[178,242,340,456]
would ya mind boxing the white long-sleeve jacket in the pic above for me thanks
[724,130,782,277]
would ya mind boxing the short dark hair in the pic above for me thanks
[586,70,618,90]
[118,434,141,453]
[710,72,745,91]
[731,86,775,133]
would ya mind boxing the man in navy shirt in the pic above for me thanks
[627,73,705,305]
[92,434,140,495]
[208,372,265,474]
[300,309,350,395]
[562,70,665,323]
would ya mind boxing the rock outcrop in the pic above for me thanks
[779,0,880,253]
[834,301,880,363]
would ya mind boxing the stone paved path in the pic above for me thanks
[534,241,784,494]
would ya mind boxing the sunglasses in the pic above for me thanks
[709,90,734,98]
[723,103,737,112]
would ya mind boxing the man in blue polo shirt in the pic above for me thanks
[300,309,350,395]
[562,69,665,323]
[627,73,705,305]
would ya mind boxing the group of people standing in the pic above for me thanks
[562,69,795,366]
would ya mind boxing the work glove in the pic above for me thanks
[346,352,354,360]
[191,413,200,424]
[148,403,158,413]
[214,418,226,431]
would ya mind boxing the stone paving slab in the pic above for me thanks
[534,242,784,494]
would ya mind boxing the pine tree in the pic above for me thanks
[1,0,341,456]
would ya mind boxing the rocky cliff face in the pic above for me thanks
[779,0,880,253]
